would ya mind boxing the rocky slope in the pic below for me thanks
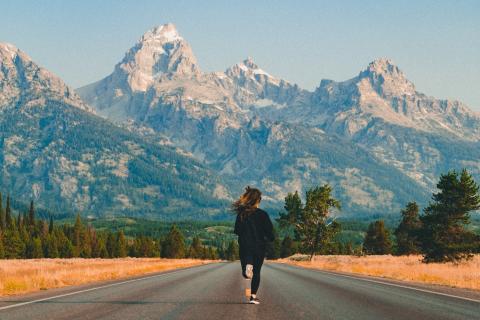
[79,24,464,216]
[0,42,231,219]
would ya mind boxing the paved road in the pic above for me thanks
[0,262,478,319]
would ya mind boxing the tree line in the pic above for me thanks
[278,169,480,263]
[0,194,240,260]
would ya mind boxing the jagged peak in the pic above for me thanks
[227,57,273,78]
[140,23,183,43]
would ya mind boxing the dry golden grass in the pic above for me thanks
[279,254,480,291]
[0,258,212,296]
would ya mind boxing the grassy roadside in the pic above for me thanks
[0,258,213,296]
[278,254,480,291]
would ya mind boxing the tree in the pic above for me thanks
[106,232,117,258]
[394,202,422,255]
[5,196,13,229]
[188,236,203,259]
[278,185,341,260]
[72,213,83,257]
[115,231,127,258]
[0,235,4,258]
[3,220,25,258]
[225,240,239,261]
[280,236,296,258]
[363,220,392,254]
[161,225,186,258]
[0,192,5,231]
[419,169,480,262]
[28,200,35,228]
[45,235,59,258]
[265,234,281,260]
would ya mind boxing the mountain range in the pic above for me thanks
[1,23,479,218]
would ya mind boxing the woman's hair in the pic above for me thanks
[231,186,262,219]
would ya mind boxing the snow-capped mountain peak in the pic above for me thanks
[141,23,183,43]
[113,23,200,92]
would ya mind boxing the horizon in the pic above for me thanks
[1,0,479,110]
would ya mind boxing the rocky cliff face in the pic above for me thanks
[0,42,231,218]
[80,24,477,216]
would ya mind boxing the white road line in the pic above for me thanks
[276,263,480,303]
[0,263,216,311]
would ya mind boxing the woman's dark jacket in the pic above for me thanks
[234,208,275,254]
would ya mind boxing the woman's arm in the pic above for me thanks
[234,213,242,236]
[261,210,275,241]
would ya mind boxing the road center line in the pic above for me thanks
[274,263,480,303]
[0,263,217,311]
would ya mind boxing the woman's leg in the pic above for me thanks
[251,252,265,294]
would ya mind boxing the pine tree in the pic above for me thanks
[394,202,422,255]
[265,235,281,260]
[0,192,5,231]
[188,236,203,258]
[3,219,25,258]
[419,169,480,262]
[115,230,127,258]
[106,232,117,258]
[280,236,296,258]
[31,237,43,258]
[5,196,13,229]
[0,235,4,258]
[363,220,392,255]
[45,235,59,258]
[49,216,54,234]
[278,185,341,260]
[161,225,186,258]
[28,200,35,228]
[225,240,239,261]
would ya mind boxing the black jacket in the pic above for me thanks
[234,208,275,253]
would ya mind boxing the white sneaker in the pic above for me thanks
[249,296,260,304]
[246,264,253,279]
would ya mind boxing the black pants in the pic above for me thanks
[239,245,265,295]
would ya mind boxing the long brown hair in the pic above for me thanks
[231,186,262,220]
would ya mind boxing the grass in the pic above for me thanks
[279,254,480,291]
[0,258,211,296]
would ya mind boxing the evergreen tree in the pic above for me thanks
[95,237,109,258]
[280,236,296,258]
[188,236,203,258]
[265,235,281,260]
[419,169,480,262]
[363,220,392,254]
[31,237,43,258]
[225,240,239,261]
[5,196,13,229]
[0,235,4,258]
[28,200,35,228]
[161,225,186,258]
[0,192,5,231]
[3,220,25,258]
[49,216,54,234]
[106,232,117,258]
[278,185,341,260]
[207,246,217,260]
[115,230,127,258]
[394,202,422,255]
[45,235,59,258]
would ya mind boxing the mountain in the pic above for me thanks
[257,58,480,189]
[0,42,232,219]
[78,24,453,216]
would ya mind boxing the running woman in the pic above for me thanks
[232,186,274,305]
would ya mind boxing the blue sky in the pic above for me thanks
[1,0,479,109]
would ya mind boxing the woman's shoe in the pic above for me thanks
[249,296,260,304]
[245,264,253,279]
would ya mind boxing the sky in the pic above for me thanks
[1,0,479,109]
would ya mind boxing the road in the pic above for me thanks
[0,262,478,319]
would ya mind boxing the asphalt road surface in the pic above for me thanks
[0,262,478,319]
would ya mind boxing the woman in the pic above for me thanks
[232,186,274,305]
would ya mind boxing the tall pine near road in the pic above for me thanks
[278,184,341,260]
[419,169,480,263]
[363,220,392,255]
[161,225,186,258]
[394,202,422,255]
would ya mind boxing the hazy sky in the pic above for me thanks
[1,0,479,109]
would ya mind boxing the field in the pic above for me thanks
[280,254,480,291]
[0,258,211,296]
